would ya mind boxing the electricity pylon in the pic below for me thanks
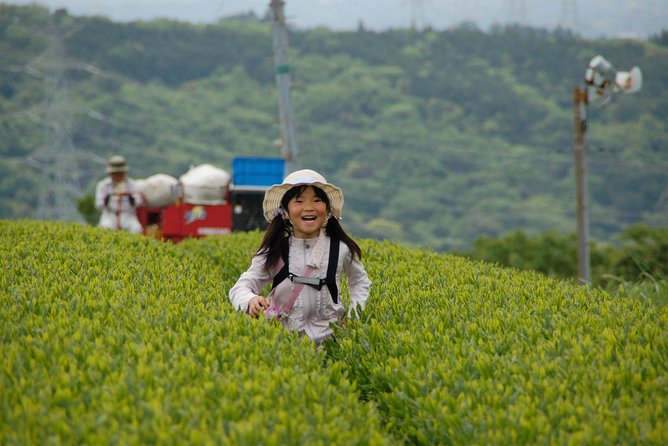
[560,0,580,34]
[29,15,85,222]
[508,0,528,25]
[403,0,431,31]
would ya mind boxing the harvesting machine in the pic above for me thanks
[136,157,284,243]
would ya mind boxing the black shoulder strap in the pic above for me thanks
[326,237,340,303]
[271,237,290,290]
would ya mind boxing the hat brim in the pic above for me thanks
[263,181,344,223]
[107,167,129,173]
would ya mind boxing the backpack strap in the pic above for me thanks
[325,237,340,303]
[270,236,340,304]
[271,237,290,291]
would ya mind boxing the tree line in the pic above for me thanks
[1,4,667,255]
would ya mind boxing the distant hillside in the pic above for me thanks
[1,4,667,250]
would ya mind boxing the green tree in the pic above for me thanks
[608,224,668,281]
[77,193,98,226]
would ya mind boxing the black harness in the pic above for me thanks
[271,237,340,303]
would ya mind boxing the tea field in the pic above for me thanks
[1,220,666,444]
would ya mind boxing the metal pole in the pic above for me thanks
[573,86,590,285]
[269,0,299,176]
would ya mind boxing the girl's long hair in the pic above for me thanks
[257,185,362,273]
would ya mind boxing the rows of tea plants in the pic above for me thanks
[2,220,667,444]
[327,240,668,444]
[1,221,388,444]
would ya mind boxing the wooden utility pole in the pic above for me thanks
[573,86,590,285]
[572,55,642,286]
[269,0,299,176]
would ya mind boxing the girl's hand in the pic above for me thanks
[248,296,269,318]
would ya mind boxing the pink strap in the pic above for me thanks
[267,264,314,319]
[281,265,313,316]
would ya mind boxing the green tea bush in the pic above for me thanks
[2,221,666,445]
[1,221,388,445]
[328,240,668,444]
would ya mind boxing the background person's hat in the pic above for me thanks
[262,169,344,222]
[106,155,129,173]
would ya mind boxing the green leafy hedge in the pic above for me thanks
[329,241,668,444]
[2,220,666,444]
[1,221,388,445]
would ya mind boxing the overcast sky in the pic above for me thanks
[5,0,668,38]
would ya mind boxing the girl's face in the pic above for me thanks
[285,186,328,238]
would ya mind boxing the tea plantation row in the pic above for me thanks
[1,220,666,444]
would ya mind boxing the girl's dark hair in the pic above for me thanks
[258,185,362,273]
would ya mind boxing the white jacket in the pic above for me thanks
[229,232,371,344]
[95,177,144,234]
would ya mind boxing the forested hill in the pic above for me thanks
[1,4,667,251]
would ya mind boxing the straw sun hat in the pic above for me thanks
[106,155,129,174]
[262,169,344,223]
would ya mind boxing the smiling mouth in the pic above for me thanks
[302,216,317,221]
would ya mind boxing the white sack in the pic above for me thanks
[179,164,231,204]
[136,173,179,208]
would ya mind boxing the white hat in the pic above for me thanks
[106,155,129,173]
[262,169,344,223]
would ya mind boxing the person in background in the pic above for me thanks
[229,169,371,345]
[95,155,144,234]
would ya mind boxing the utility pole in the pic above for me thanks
[572,87,589,285]
[572,55,642,285]
[269,0,299,176]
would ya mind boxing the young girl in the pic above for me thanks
[229,169,370,344]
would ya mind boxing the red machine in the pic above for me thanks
[137,199,233,243]
[136,157,283,243]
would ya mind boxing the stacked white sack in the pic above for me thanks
[136,173,179,208]
[179,164,231,204]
